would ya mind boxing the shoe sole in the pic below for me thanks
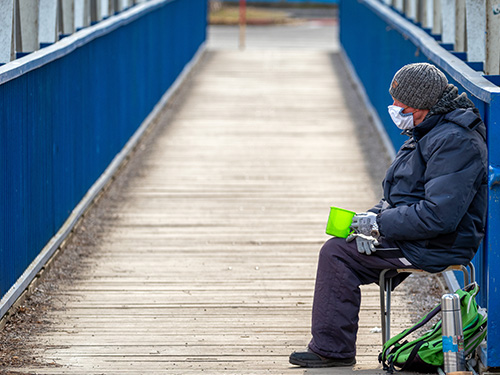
[289,356,356,368]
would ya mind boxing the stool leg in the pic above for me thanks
[461,262,476,290]
[468,262,476,284]
[386,277,392,341]
[460,265,470,286]
[380,269,389,345]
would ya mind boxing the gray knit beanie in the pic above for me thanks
[389,63,448,109]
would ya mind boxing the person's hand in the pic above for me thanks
[350,212,379,238]
[346,233,379,255]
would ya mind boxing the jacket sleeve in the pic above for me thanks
[377,132,486,241]
[367,199,386,214]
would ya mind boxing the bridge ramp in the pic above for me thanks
[12,49,425,374]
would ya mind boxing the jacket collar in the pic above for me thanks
[408,108,486,142]
[409,114,443,141]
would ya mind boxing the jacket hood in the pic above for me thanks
[444,108,487,141]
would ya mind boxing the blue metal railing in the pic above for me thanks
[339,0,500,368]
[0,0,207,312]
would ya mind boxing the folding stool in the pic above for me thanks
[379,262,475,344]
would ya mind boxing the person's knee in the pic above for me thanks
[319,237,347,260]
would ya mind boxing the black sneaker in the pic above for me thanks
[289,350,356,368]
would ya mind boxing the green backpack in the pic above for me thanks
[379,283,487,373]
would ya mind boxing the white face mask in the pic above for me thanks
[388,105,414,130]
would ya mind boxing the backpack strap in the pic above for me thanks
[399,341,426,371]
[380,303,442,371]
[385,341,427,373]
[387,320,443,372]
[386,303,442,347]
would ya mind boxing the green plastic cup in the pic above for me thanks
[326,206,356,238]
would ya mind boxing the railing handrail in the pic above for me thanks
[0,0,174,86]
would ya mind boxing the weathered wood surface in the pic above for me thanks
[15,50,416,374]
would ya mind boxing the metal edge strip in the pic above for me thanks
[362,0,500,103]
[339,46,396,160]
[0,0,175,85]
[0,41,207,320]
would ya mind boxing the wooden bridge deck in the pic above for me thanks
[13,49,418,374]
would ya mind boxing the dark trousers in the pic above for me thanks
[308,237,416,359]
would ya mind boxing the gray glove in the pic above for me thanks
[346,233,380,255]
[350,212,380,238]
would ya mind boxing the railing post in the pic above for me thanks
[433,0,442,35]
[60,0,75,35]
[14,0,21,53]
[441,0,456,45]
[99,0,109,18]
[466,0,486,64]
[18,0,39,53]
[0,0,15,64]
[425,0,435,29]
[403,0,412,18]
[106,0,115,16]
[455,0,466,52]
[239,0,246,50]
[112,0,119,13]
[75,0,91,30]
[117,0,132,11]
[486,0,500,74]
[115,0,124,12]
[418,0,427,27]
[395,0,403,12]
[39,0,59,46]
[90,0,101,23]
[407,0,417,21]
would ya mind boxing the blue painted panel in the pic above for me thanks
[486,94,500,367]
[0,0,207,297]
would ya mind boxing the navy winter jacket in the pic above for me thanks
[371,108,488,273]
